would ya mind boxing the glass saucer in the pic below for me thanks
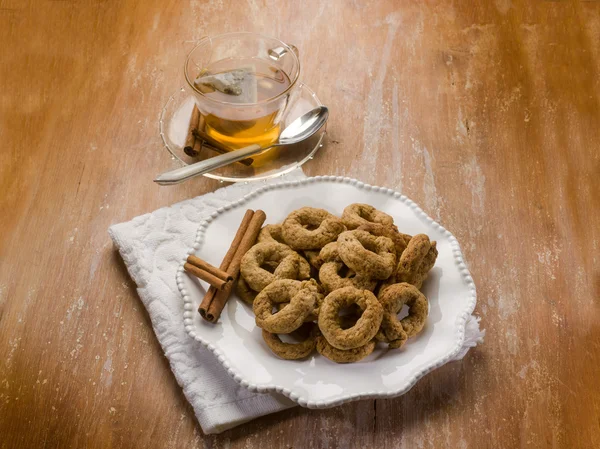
[159,83,325,182]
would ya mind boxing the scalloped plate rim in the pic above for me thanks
[178,175,477,408]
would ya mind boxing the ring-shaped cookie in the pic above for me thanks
[257,224,287,245]
[235,277,258,305]
[277,285,323,322]
[318,242,377,293]
[336,309,363,329]
[341,203,394,230]
[316,336,376,363]
[254,279,321,334]
[396,234,438,289]
[375,328,408,349]
[302,250,323,270]
[357,222,411,257]
[378,282,428,340]
[240,242,311,292]
[408,243,437,289]
[282,207,346,250]
[317,287,383,350]
[337,230,396,280]
[262,323,319,360]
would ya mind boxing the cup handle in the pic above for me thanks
[268,44,299,60]
[288,44,299,58]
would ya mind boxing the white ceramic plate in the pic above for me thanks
[179,176,477,408]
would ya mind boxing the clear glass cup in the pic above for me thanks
[159,83,325,182]
[184,32,301,163]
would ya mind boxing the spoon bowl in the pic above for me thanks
[279,106,329,145]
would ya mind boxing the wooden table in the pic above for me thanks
[1,1,599,447]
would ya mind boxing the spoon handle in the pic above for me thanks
[154,143,266,185]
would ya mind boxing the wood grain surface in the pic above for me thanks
[1,1,599,448]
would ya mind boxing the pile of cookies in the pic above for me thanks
[237,204,437,363]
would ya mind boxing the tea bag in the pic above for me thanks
[195,69,245,95]
[194,66,257,103]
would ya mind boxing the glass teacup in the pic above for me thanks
[184,32,300,162]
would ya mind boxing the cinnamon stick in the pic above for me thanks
[198,209,255,318]
[184,104,201,156]
[187,255,232,281]
[185,113,206,157]
[187,134,203,157]
[193,128,254,166]
[184,262,229,290]
[205,210,267,322]
[184,109,253,166]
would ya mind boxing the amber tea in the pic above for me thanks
[194,58,292,151]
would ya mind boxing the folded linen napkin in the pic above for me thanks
[109,169,484,434]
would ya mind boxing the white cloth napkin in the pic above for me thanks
[108,169,484,434]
